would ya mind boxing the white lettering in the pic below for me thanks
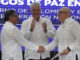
[1,0,8,5]
[45,0,51,6]
[51,0,58,6]
[68,0,74,6]
[59,0,65,6]
[0,0,24,5]
[0,8,4,12]
[9,0,17,5]
[18,8,28,13]
[75,0,80,6]
[77,10,80,14]
[18,0,24,5]
[71,10,75,14]
[19,14,29,19]
[27,0,34,5]
[53,15,58,20]
[35,0,41,3]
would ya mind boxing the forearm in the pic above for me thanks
[47,30,56,38]
[69,39,80,51]
[44,39,58,51]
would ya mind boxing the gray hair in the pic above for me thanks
[30,2,41,10]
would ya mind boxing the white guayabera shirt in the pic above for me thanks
[45,17,80,60]
[1,21,38,60]
[21,16,56,60]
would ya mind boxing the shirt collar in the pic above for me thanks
[6,21,15,26]
[30,16,42,23]
[61,17,72,28]
[64,17,72,24]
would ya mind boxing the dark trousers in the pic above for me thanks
[76,54,78,60]
[29,58,50,60]
[29,54,78,60]
[29,55,50,60]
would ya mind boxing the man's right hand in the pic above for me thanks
[30,20,36,32]
[37,46,45,53]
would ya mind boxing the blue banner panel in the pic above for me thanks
[0,0,80,24]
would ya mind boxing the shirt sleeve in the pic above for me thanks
[6,27,38,51]
[46,18,56,38]
[21,20,31,39]
[68,21,80,51]
[44,32,58,51]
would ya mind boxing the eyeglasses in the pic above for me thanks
[58,12,68,14]
[10,15,18,17]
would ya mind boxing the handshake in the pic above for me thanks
[37,46,70,55]
[37,46,45,53]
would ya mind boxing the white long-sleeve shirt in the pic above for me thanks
[1,21,38,60]
[76,24,80,60]
[45,17,80,60]
[21,16,56,59]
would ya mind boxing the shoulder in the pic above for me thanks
[41,17,52,23]
[43,17,50,21]
[57,25,62,31]
[2,23,16,34]
[22,19,30,24]
[66,19,80,32]
[68,19,79,27]
[22,18,32,25]
[3,22,14,30]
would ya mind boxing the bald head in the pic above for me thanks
[58,7,71,23]
[59,7,71,16]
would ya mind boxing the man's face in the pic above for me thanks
[58,11,68,22]
[30,5,41,20]
[9,13,19,24]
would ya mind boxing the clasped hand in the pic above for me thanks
[37,46,45,53]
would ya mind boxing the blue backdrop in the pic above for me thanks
[0,0,80,51]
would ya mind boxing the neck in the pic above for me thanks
[61,19,65,23]
[9,21,16,25]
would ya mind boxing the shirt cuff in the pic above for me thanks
[67,47,71,51]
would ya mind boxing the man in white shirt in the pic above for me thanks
[21,2,56,60]
[40,7,80,60]
[1,10,41,60]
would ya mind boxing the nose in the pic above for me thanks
[34,10,38,14]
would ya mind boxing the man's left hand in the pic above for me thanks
[60,48,70,55]
[42,22,47,33]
